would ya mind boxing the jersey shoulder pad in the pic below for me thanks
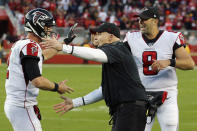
[124,31,141,43]
[165,31,185,45]
[166,30,178,34]
[21,40,40,56]
[176,32,186,45]
[126,31,141,37]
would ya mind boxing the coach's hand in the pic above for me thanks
[54,96,74,115]
[64,23,78,45]
[41,37,63,51]
[151,60,171,72]
[58,80,74,94]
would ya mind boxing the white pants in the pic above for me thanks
[4,104,42,131]
[145,90,179,131]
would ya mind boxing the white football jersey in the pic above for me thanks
[124,31,185,91]
[5,39,43,107]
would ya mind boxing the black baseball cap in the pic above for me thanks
[135,7,159,20]
[89,23,120,38]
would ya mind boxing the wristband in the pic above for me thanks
[70,46,74,54]
[169,59,176,67]
[52,82,59,92]
[82,97,86,105]
[63,37,69,45]
[62,44,74,54]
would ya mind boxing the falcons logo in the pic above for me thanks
[31,46,38,55]
[32,11,48,24]
[27,43,38,56]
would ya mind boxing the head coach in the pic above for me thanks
[42,22,148,131]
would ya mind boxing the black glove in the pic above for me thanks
[64,23,78,45]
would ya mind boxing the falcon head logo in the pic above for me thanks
[32,11,48,24]
[31,46,38,55]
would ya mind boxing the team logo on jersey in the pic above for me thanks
[27,43,38,56]
[32,11,48,25]
[31,46,38,55]
[178,33,186,45]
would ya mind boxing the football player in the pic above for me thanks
[4,8,73,131]
[125,7,195,131]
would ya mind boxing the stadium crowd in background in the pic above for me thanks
[6,0,197,30]
[0,0,197,63]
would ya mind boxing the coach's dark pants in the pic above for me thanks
[110,101,147,131]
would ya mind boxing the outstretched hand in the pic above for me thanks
[57,80,74,94]
[54,96,74,115]
[40,37,63,51]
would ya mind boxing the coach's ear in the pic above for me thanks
[108,34,114,42]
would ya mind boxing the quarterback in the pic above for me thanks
[4,8,73,131]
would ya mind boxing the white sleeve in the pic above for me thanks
[123,32,129,42]
[176,32,186,46]
[62,45,108,63]
[72,86,103,108]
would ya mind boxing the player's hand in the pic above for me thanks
[151,60,170,72]
[58,80,74,94]
[40,37,63,51]
[64,23,78,45]
[53,96,74,115]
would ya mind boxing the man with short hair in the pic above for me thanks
[49,7,195,131]
[43,22,148,131]
[4,8,73,131]
[125,7,195,131]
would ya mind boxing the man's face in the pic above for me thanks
[139,18,157,34]
[91,32,110,47]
